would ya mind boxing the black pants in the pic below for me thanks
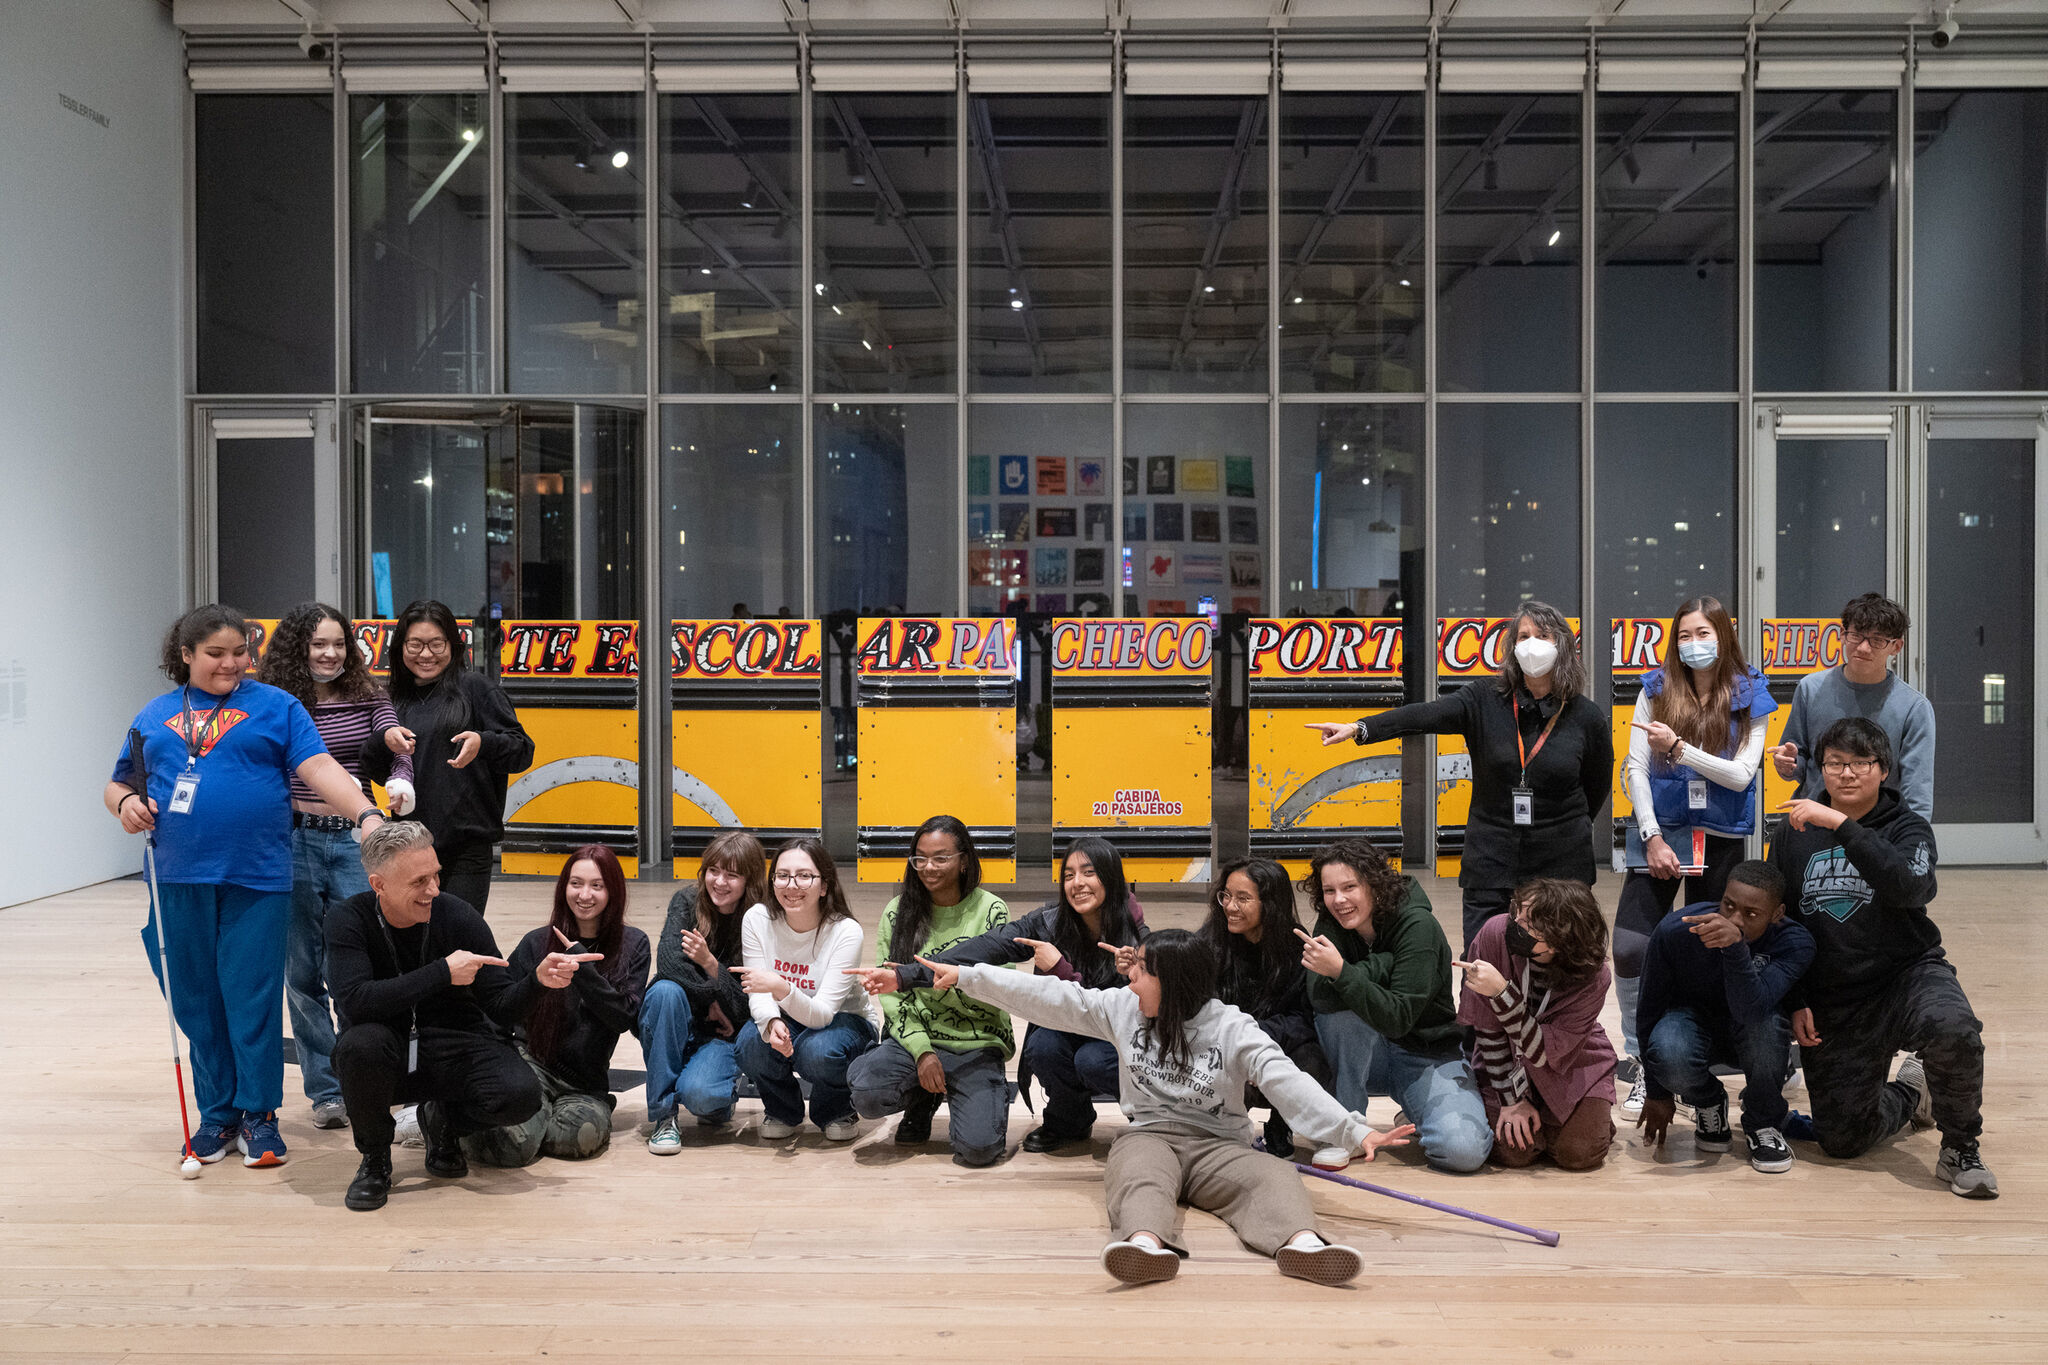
[1805,956,1985,1158]
[435,837,496,915]
[1460,887,1513,953]
[332,1021,541,1156]
[1245,1036,1332,1146]
[1611,832,1747,979]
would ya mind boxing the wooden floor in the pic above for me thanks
[2,868,2042,1362]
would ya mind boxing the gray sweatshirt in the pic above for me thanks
[954,964,1373,1153]
[1780,667,1936,822]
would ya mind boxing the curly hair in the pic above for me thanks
[1513,878,1609,982]
[257,602,381,709]
[1302,838,1409,938]
[159,604,251,685]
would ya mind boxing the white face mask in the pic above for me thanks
[1514,636,1559,678]
[310,661,346,683]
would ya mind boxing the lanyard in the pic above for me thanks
[177,684,237,767]
[1514,692,1565,786]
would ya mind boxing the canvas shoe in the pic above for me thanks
[1619,1066,1649,1120]
[1694,1097,1733,1153]
[1277,1236,1363,1286]
[1746,1126,1794,1174]
[1102,1238,1180,1285]
[646,1115,683,1155]
[758,1115,801,1140]
[823,1115,861,1142]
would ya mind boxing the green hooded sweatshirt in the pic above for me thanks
[1304,874,1464,1060]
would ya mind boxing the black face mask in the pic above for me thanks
[1505,918,1541,961]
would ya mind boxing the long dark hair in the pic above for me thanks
[1199,858,1301,1009]
[388,599,469,700]
[694,830,768,964]
[889,815,983,963]
[768,836,854,926]
[1134,929,1217,1074]
[258,601,381,708]
[1051,836,1138,975]
[1302,838,1409,941]
[160,604,250,686]
[1496,600,1586,705]
[1653,595,1751,755]
[523,845,631,1066]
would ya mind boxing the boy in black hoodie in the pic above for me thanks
[1769,718,1996,1198]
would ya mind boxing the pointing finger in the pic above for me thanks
[552,926,576,949]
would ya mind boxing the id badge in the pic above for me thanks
[1687,777,1709,810]
[168,768,200,815]
[407,1029,419,1075]
[1512,786,1534,826]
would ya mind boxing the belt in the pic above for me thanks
[293,811,358,832]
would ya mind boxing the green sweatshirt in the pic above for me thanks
[1303,874,1464,1060]
[877,887,1016,1060]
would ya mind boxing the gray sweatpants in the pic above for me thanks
[1105,1127,1320,1258]
[463,1052,613,1168]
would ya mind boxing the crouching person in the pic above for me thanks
[326,821,542,1210]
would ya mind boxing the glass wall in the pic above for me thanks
[814,401,958,614]
[1277,403,1422,617]
[1594,403,1737,619]
[1772,437,1886,616]
[1437,402,1580,613]
[1125,404,1268,615]
[967,404,1114,615]
[664,404,803,617]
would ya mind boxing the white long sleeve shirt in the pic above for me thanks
[740,905,875,1030]
[1622,691,1769,841]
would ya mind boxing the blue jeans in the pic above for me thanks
[142,882,290,1125]
[734,1012,876,1127]
[1644,1005,1792,1133]
[285,826,367,1106]
[1315,1010,1492,1173]
[639,979,742,1123]
[1023,1026,1121,1137]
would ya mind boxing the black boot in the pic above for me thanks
[1022,1125,1088,1153]
[420,1101,468,1179]
[1263,1114,1295,1158]
[895,1088,942,1145]
[346,1148,393,1211]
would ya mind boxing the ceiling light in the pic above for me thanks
[460,128,477,143]
[611,149,630,169]
[1547,227,1562,247]
[815,282,826,295]
[1203,284,1215,294]
[862,339,873,350]
[1399,278,1411,288]
[1010,298,1024,310]
[1293,295,1304,304]
[700,267,712,275]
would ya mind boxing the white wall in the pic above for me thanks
[0,0,186,907]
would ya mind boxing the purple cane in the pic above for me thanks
[1294,1161,1562,1247]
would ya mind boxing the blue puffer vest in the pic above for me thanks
[1638,665,1776,837]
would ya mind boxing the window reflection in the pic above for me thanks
[815,403,959,613]
[1437,403,1580,612]
[1594,403,1736,618]
[1277,404,1421,618]
[967,405,1114,615]
[664,405,802,616]
[1124,404,1267,615]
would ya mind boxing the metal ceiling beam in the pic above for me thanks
[1471,96,1673,270]
[1167,97,1264,372]
[969,97,1048,375]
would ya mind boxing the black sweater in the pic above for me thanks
[1359,680,1613,888]
[1209,935,1317,1057]
[365,670,535,845]
[892,898,1150,992]
[1768,786,1941,1011]
[651,884,752,1042]
[326,891,531,1037]
[502,923,651,1099]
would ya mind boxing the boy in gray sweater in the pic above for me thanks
[1773,594,1936,822]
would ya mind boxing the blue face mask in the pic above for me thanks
[1678,639,1719,669]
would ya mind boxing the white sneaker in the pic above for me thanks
[1310,1145,1351,1171]
[646,1115,683,1155]
[1101,1238,1180,1285]
[1620,1066,1648,1120]
[1897,1055,1936,1129]
[393,1104,423,1147]
[823,1115,861,1142]
[758,1116,800,1140]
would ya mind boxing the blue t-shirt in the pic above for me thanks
[110,681,329,892]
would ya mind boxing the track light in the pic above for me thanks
[741,179,760,208]
[1931,4,1961,48]
[611,148,630,169]
[844,146,867,186]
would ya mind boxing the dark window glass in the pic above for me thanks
[216,437,316,616]
[1276,403,1423,619]
[1123,404,1267,615]
[1595,95,1737,392]
[1754,90,1896,392]
[970,94,1113,393]
[1772,438,1885,616]
[1278,93,1425,393]
[1437,94,1580,393]
[195,95,334,393]
[966,404,1114,615]
[506,94,645,395]
[1436,402,1580,613]
[351,93,489,394]
[814,93,958,394]
[1124,96,1270,394]
[815,402,959,613]
[663,404,803,617]
[1594,403,1737,620]
[660,93,801,395]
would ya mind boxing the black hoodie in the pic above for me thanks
[1768,785,1940,1011]
[364,669,535,845]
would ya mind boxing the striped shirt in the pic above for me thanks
[1471,963,1551,1107]
[289,695,414,805]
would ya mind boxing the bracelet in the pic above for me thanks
[354,807,382,827]
[116,791,140,814]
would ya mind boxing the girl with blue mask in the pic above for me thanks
[1612,596,1776,1118]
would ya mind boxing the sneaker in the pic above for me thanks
[393,1104,424,1148]
[345,1150,393,1211]
[1746,1126,1794,1174]
[183,1119,237,1164]
[646,1115,683,1156]
[1277,1237,1363,1286]
[1101,1237,1180,1285]
[1615,1054,1642,1085]
[896,1090,941,1146]
[758,1115,801,1140]
[1935,1143,1999,1199]
[1694,1097,1732,1153]
[1619,1067,1649,1120]
[237,1111,289,1167]
[1782,1109,1817,1143]
[1310,1145,1351,1171]
[1897,1056,1936,1129]
[823,1115,861,1142]
[311,1100,349,1130]
[418,1101,467,1179]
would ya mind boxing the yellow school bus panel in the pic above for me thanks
[859,707,1016,826]
[1249,709,1399,830]
[500,707,642,879]
[1610,707,1636,818]
[1762,704,1797,814]
[672,710,821,830]
[1435,731,1472,880]
[1053,708,1212,829]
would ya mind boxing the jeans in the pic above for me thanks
[1643,1005,1793,1133]
[734,1012,876,1128]
[1611,833,1746,1057]
[1022,1026,1121,1138]
[143,882,290,1125]
[848,1040,1012,1166]
[285,826,367,1106]
[639,979,741,1124]
[1315,1010,1492,1173]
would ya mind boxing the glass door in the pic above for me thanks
[202,408,338,617]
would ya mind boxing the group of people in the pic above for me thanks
[104,588,1996,1291]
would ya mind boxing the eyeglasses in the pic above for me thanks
[1843,630,1898,651]
[773,871,820,888]
[910,854,959,870]
[402,639,451,658]
[1820,758,1880,776]
[1217,892,1260,910]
